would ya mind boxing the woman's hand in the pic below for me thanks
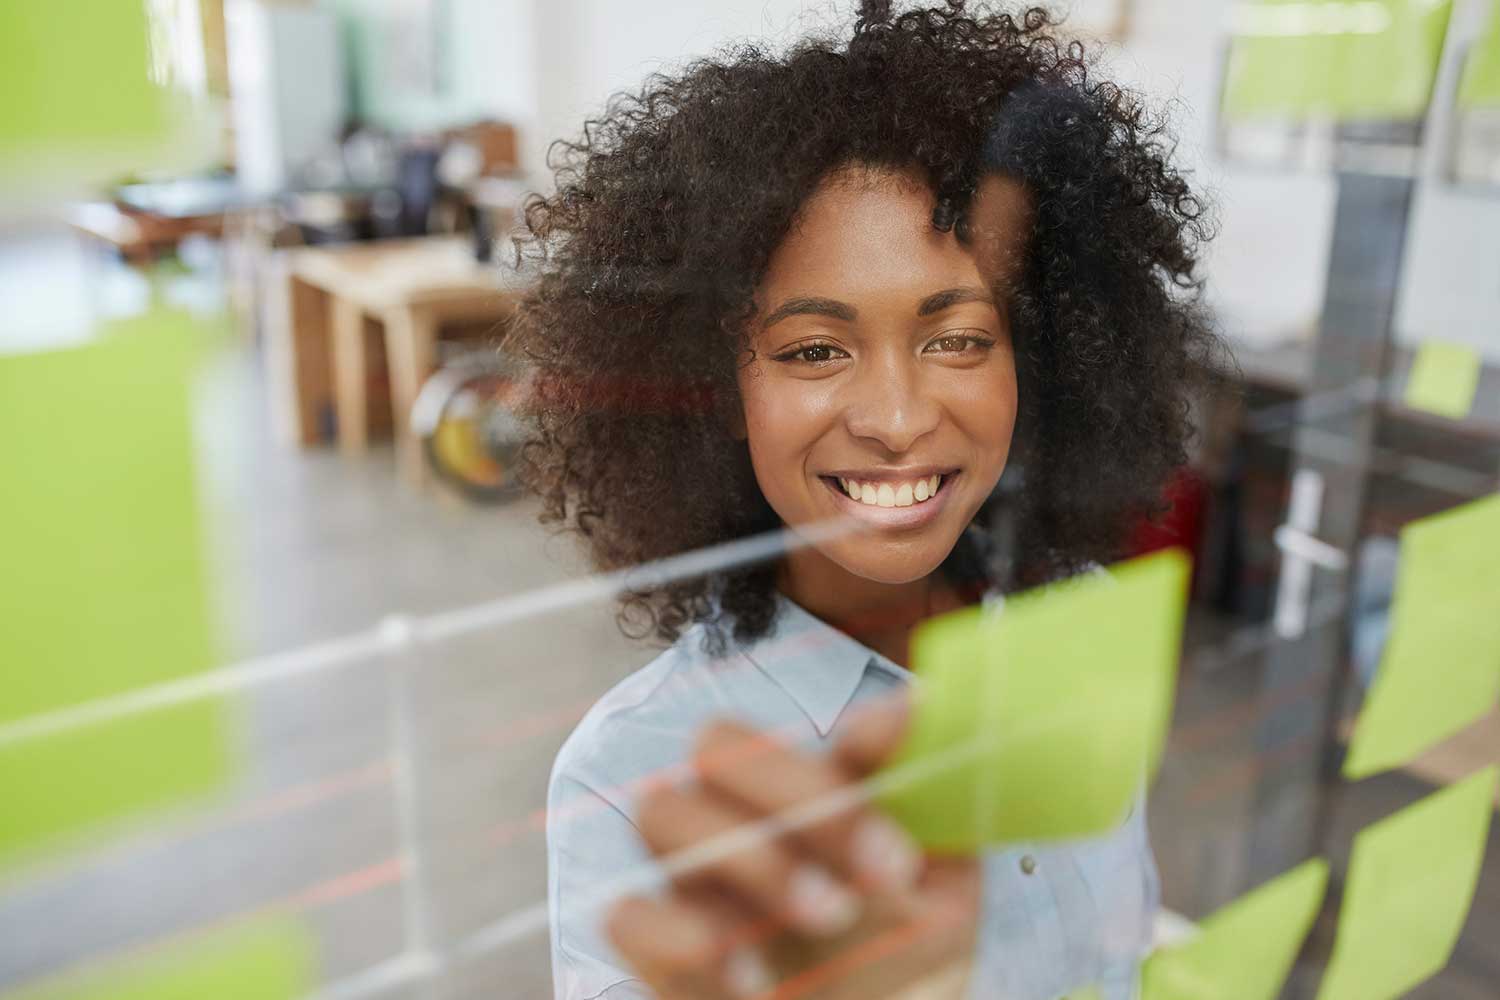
[606,694,982,1000]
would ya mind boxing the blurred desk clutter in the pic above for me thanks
[264,120,526,247]
[59,104,529,490]
[66,175,250,265]
[49,0,533,492]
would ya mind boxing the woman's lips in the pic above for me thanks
[819,472,958,529]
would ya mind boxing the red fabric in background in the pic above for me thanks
[1130,467,1208,567]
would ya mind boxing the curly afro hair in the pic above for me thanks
[506,0,1221,649]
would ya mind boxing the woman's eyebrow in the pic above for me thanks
[916,286,995,316]
[760,296,857,330]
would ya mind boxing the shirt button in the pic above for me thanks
[1019,854,1037,875]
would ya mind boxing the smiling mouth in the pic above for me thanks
[822,473,953,509]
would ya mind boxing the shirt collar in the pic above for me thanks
[736,595,907,736]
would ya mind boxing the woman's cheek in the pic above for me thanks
[740,379,831,517]
[951,364,1018,484]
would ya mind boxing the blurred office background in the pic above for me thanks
[1,1,1497,998]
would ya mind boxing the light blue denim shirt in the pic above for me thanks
[547,594,1157,1000]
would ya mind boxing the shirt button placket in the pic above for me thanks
[1015,846,1068,998]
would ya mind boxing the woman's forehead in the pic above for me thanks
[756,165,1031,306]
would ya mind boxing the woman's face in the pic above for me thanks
[737,165,1028,586]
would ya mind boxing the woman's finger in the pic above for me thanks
[682,887,783,999]
[637,782,861,938]
[607,894,728,999]
[692,719,922,895]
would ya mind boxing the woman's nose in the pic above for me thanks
[842,358,941,455]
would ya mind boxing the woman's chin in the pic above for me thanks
[822,542,951,587]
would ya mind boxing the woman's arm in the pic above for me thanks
[548,769,658,999]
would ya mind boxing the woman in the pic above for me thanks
[509,3,1218,997]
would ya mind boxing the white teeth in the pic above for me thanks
[836,475,948,508]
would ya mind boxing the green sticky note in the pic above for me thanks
[1459,5,1500,108]
[877,549,1190,851]
[0,2,200,193]
[3,915,317,1000]
[1344,494,1500,780]
[1403,340,1482,420]
[1142,858,1329,1000]
[1223,1,1452,122]
[1315,766,1498,1000]
[0,2,170,146]
[0,311,231,868]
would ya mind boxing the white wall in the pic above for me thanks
[518,0,1500,359]
[329,0,535,135]
[450,0,536,132]
[528,0,829,181]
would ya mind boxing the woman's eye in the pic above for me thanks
[925,333,994,354]
[776,343,846,364]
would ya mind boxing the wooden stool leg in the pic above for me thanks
[268,268,332,447]
[384,305,439,485]
[331,297,370,455]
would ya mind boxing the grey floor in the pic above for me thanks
[1,342,1495,999]
[1,343,651,999]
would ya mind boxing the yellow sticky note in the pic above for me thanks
[3,915,317,1000]
[1315,766,1498,1000]
[0,1,181,182]
[1459,4,1500,108]
[1223,0,1452,122]
[1403,340,1482,421]
[1344,494,1500,780]
[0,3,207,196]
[0,311,231,867]
[1141,858,1329,1000]
[877,550,1190,851]
[0,3,167,148]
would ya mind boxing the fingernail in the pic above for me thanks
[852,816,922,892]
[788,864,861,936]
[724,946,774,998]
